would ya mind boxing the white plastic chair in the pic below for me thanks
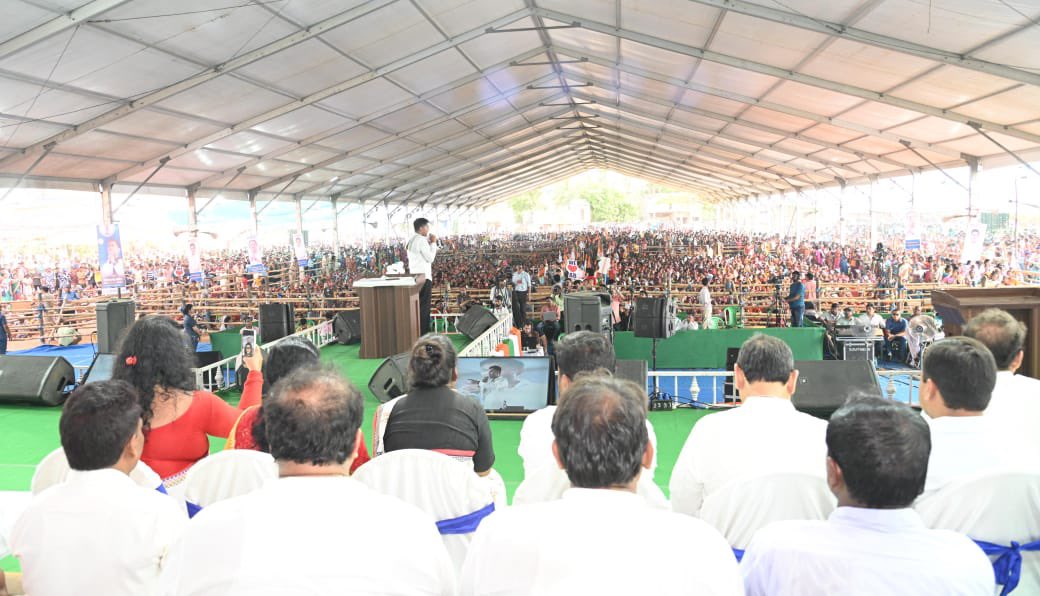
[30,448,163,495]
[513,465,669,509]
[916,472,1040,595]
[353,449,497,574]
[182,450,277,509]
[699,472,836,550]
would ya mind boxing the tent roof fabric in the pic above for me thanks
[1,0,1038,207]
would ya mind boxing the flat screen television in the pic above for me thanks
[456,356,551,417]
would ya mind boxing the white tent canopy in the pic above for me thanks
[1,0,1038,212]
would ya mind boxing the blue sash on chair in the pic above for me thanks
[732,548,745,562]
[155,484,203,518]
[436,503,495,535]
[973,538,1040,596]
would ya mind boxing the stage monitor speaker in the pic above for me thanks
[792,360,883,420]
[259,303,294,343]
[633,297,675,339]
[333,310,362,345]
[723,347,740,401]
[457,305,498,340]
[96,300,136,354]
[0,355,75,406]
[194,351,224,392]
[82,353,117,385]
[615,359,648,393]
[368,352,412,403]
[563,292,613,338]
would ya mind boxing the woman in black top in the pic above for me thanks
[383,334,495,475]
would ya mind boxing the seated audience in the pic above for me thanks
[112,316,262,486]
[461,376,742,595]
[227,336,371,473]
[162,366,455,595]
[382,334,495,475]
[670,334,827,516]
[519,321,545,352]
[964,308,1040,458]
[10,381,186,596]
[918,336,1034,498]
[514,331,664,506]
[740,397,993,595]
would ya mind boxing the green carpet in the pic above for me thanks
[0,336,715,573]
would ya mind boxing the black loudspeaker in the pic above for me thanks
[334,310,361,345]
[456,305,498,340]
[615,359,648,393]
[368,352,412,403]
[96,300,135,354]
[259,303,294,343]
[792,360,883,419]
[633,297,675,339]
[194,351,224,391]
[723,347,740,401]
[563,292,613,337]
[82,353,117,385]
[0,356,75,406]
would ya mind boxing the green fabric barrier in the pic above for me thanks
[209,329,245,360]
[612,328,824,368]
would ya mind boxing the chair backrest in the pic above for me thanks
[31,448,163,495]
[916,472,1040,595]
[182,449,277,508]
[372,394,406,457]
[699,472,836,549]
[353,449,496,574]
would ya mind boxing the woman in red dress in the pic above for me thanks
[112,316,262,488]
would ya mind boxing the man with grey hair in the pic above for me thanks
[162,366,456,595]
[964,308,1040,458]
[671,334,827,517]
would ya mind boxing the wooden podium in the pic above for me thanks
[931,288,1040,379]
[354,277,422,359]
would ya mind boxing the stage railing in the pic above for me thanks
[191,319,336,393]
[458,313,514,358]
[430,313,460,334]
[877,369,921,405]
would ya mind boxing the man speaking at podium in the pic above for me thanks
[406,217,438,334]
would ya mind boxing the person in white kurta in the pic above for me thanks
[670,335,827,517]
[964,308,1040,459]
[917,336,1038,499]
[10,381,187,596]
[161,368,455,596]
[741,397,993,596]
[513,331,666,507]
[462,376,742,596]
[699,278,713,327]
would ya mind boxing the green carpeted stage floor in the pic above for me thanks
[0,338,714,572]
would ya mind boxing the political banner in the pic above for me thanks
[292,231,308,267]
[187,238,203,283]
[246,236,266,275]
[904,214,921,251]
[960,221,986,264]
[565,259,585,280]
[97,224,126,289]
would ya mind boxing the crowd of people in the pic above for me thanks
[2,300,1038,594]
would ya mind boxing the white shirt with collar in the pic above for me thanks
[513,405,666,507]
[161,475,455,596]
[921,413,1037,499]
[740,507,993,596]
[670,397,828,517]
[406,233,437,279]
[10,468,187,596]
[461,488,743,595]
[985,370,1040,459]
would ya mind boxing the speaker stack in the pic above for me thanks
[96,300,135,354]
[368,352,412,403]
[563,291,613,339]
[633,297,675,339]
[259,303,295,344]
[333,310,362,345]
[615,359,648,392]
[0,356,75,406]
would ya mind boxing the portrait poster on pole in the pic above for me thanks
[292,231,308,267]
[246,236,266,275]
[97,224,126,289]
[960,221,986,264]
[187,238,203,283]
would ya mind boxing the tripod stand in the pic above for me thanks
[770,284,784,327]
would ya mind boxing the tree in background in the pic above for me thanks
[582,184,639,222]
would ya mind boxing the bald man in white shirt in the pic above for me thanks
[670,334,827,518]
[163,367,455,596]
[964,308,1040,459]
[741,397,993,596]
[11,381,187,596]
[462,376,742,595]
